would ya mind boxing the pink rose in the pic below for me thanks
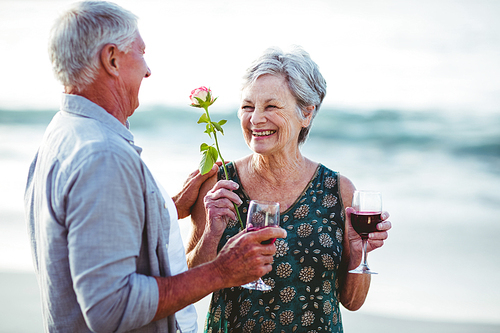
[190,86,213,107]
[189,85,243,228]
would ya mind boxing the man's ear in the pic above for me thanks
[100,44,119,77]
[302,105,315,127]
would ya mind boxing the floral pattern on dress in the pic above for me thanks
[205,163,345,332]
[274,239,289,257]
[297,223,314,238]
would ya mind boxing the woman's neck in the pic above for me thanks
[248,151,310,185]
[237,152,318,212]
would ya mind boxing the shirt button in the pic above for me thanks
[164,202,168,209]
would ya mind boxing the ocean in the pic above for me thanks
[1,104,499,328]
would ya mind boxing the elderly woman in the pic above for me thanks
[187,47,391,332]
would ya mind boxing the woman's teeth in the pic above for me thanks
[253,130,276,137]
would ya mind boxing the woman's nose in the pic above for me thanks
[145,67,151,78]
[250,108,266,124]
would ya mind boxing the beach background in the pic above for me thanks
[1,0,500,332]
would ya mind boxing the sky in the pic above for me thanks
[1,0,499,113]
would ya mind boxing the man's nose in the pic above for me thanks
[145,67,151,78]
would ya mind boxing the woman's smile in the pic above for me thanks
[252,130,276,137]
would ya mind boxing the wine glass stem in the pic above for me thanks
[361,237,369,268]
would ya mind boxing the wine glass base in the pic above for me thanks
[349,265,378,275]
[241,278,271,291]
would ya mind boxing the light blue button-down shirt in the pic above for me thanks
[24,94,178,332]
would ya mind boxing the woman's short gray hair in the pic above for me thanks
[243,46,327,145]
[48,1,138,92]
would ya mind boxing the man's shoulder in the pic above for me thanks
[44,112,138,167]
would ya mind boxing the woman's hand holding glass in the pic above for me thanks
[347,191,391,274]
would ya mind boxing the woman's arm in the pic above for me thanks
[186,173,217,268]
[337,175,391,311]
[186,174,242,268]
[337,175,371,310]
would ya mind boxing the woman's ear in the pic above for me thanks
[302,105,315,127]
[100,44,119,77]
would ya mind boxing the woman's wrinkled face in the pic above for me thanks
[239,74,309,156]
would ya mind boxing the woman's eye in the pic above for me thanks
[242,106,254,111]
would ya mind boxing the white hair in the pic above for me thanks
[243,46,327,145]
[48,1,138,92]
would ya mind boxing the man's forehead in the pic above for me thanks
[131,31,146,50]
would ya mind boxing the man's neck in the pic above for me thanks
[65,84,129,126]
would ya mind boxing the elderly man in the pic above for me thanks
[24,1,286,332]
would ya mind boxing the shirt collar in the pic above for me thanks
[60,93,136,144]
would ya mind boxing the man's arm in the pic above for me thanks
[171,164,220,219]
[152,226,287,321]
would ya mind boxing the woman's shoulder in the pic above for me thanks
[316,164,355,204]
[338,173,355,190]
[229,155,253,180]
[315,163,340,182]
[233,155,252,169]
[317,164,354,186]
[218,161,237,180]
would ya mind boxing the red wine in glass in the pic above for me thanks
[351,211,382,238]
[349,191,382,275]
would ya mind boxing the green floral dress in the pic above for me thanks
[205,162,345,333]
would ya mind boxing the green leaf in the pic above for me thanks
[212,121,224,134]
[200,143,210,151]
[218,119,227,126]
[199,149,216,175]
[198,113,209,124]
[208,145,219,161]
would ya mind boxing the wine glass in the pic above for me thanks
[241,200,280,291]
[349,190,382,274]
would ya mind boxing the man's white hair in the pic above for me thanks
[48,1,138,92]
